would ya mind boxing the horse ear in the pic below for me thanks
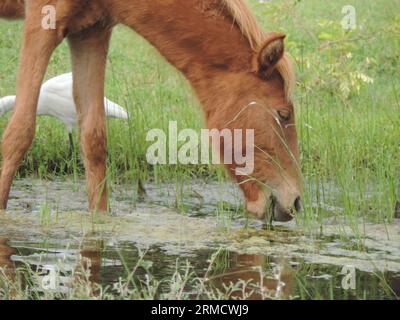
[255,32,286,79]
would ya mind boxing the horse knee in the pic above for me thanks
[81,124,107,167]
[2,121,35,162]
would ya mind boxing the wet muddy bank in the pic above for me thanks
[0,179,399,299]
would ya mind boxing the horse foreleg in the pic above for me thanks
[68,26,112,212]
[0,13,61,209]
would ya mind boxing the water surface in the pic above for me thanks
[0,179,399,299]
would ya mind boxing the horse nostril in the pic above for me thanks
[294,196,302,212]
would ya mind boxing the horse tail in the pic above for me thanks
[104,99,128,120]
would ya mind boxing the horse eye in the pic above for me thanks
[277,110,291,122]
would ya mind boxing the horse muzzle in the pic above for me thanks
[271,194,302,222]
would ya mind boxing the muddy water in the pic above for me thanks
[0,178,399,299]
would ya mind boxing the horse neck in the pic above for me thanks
[113,0,254,111]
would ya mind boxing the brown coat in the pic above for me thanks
[0,0,301,221]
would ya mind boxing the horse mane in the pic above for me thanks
[276,54,295,103]
[221,0,264,49]
[221,0,295,102]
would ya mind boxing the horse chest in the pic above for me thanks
[53,0,112,36]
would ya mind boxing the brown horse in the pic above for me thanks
[0,0,301,221]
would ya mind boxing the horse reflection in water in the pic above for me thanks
[211,253,400,300]
[0,237,103,295]
[210,254,295,300]
[0,237,16,279]
[0,238,294,299]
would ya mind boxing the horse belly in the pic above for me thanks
[0,0,24,19]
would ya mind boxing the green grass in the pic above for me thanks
[0,0,399,226]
